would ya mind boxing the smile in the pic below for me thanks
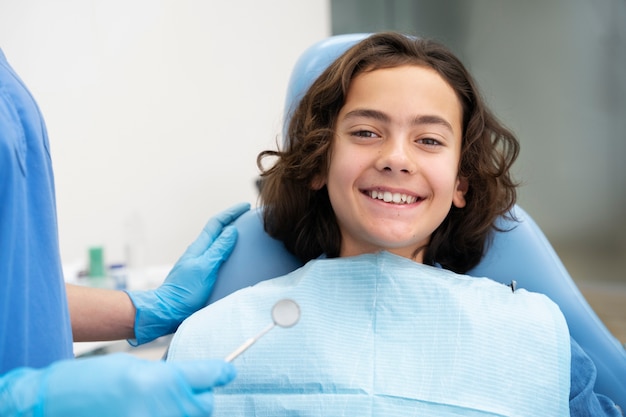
[366,190,419,205]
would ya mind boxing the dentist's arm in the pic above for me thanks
[67,284,136,341]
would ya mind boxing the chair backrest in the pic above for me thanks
[209,34,626,408]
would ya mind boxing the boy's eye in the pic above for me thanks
[352,130,379,138]
[418,137,441,146]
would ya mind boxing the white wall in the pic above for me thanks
[0,0,331,269]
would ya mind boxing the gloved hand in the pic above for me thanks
[0,353,236,417]
[126,202,250,345]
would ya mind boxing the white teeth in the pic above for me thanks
[368,190,417,205]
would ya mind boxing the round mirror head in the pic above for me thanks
[271,299,300,328]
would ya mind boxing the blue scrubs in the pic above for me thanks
[0,49,73,374]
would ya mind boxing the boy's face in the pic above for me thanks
[319,64,467,261]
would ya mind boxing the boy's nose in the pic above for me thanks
[375,138,417,174]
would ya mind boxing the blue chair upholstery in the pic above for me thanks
[209,34,626,408]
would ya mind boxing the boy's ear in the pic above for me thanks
[453,176,468,208]
[311,174,326,190]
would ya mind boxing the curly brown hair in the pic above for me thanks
[257,32,519,274]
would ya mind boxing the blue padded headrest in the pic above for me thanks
[282,33,370,140]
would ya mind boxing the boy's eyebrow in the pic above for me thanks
[343,108,391,123]
[412,114,454,133]
[342,108,453,132]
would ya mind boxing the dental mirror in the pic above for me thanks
[224,298,300,362]
[271,298,300,328]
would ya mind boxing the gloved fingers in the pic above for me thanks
[184,202,250,258]
[171,360,236,416]
[190,391,217,416]
[198,225,238,266]
[211,202,251,228]
[174,360,237,391]
[169,226,237,286]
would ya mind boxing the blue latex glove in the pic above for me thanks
[126,203,250,345]
[0,353,236,416]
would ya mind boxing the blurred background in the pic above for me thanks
[1,1,624,339]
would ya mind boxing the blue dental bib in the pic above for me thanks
[168,252,571,416]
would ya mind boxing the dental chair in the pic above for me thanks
[208,34,626,409]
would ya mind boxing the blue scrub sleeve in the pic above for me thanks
[0,48,73,374]
[570,337,623,416]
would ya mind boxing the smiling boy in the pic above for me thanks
[323,65,467,260]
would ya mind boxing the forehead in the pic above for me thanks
[337,65,463,138]
[348,65,459,114]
